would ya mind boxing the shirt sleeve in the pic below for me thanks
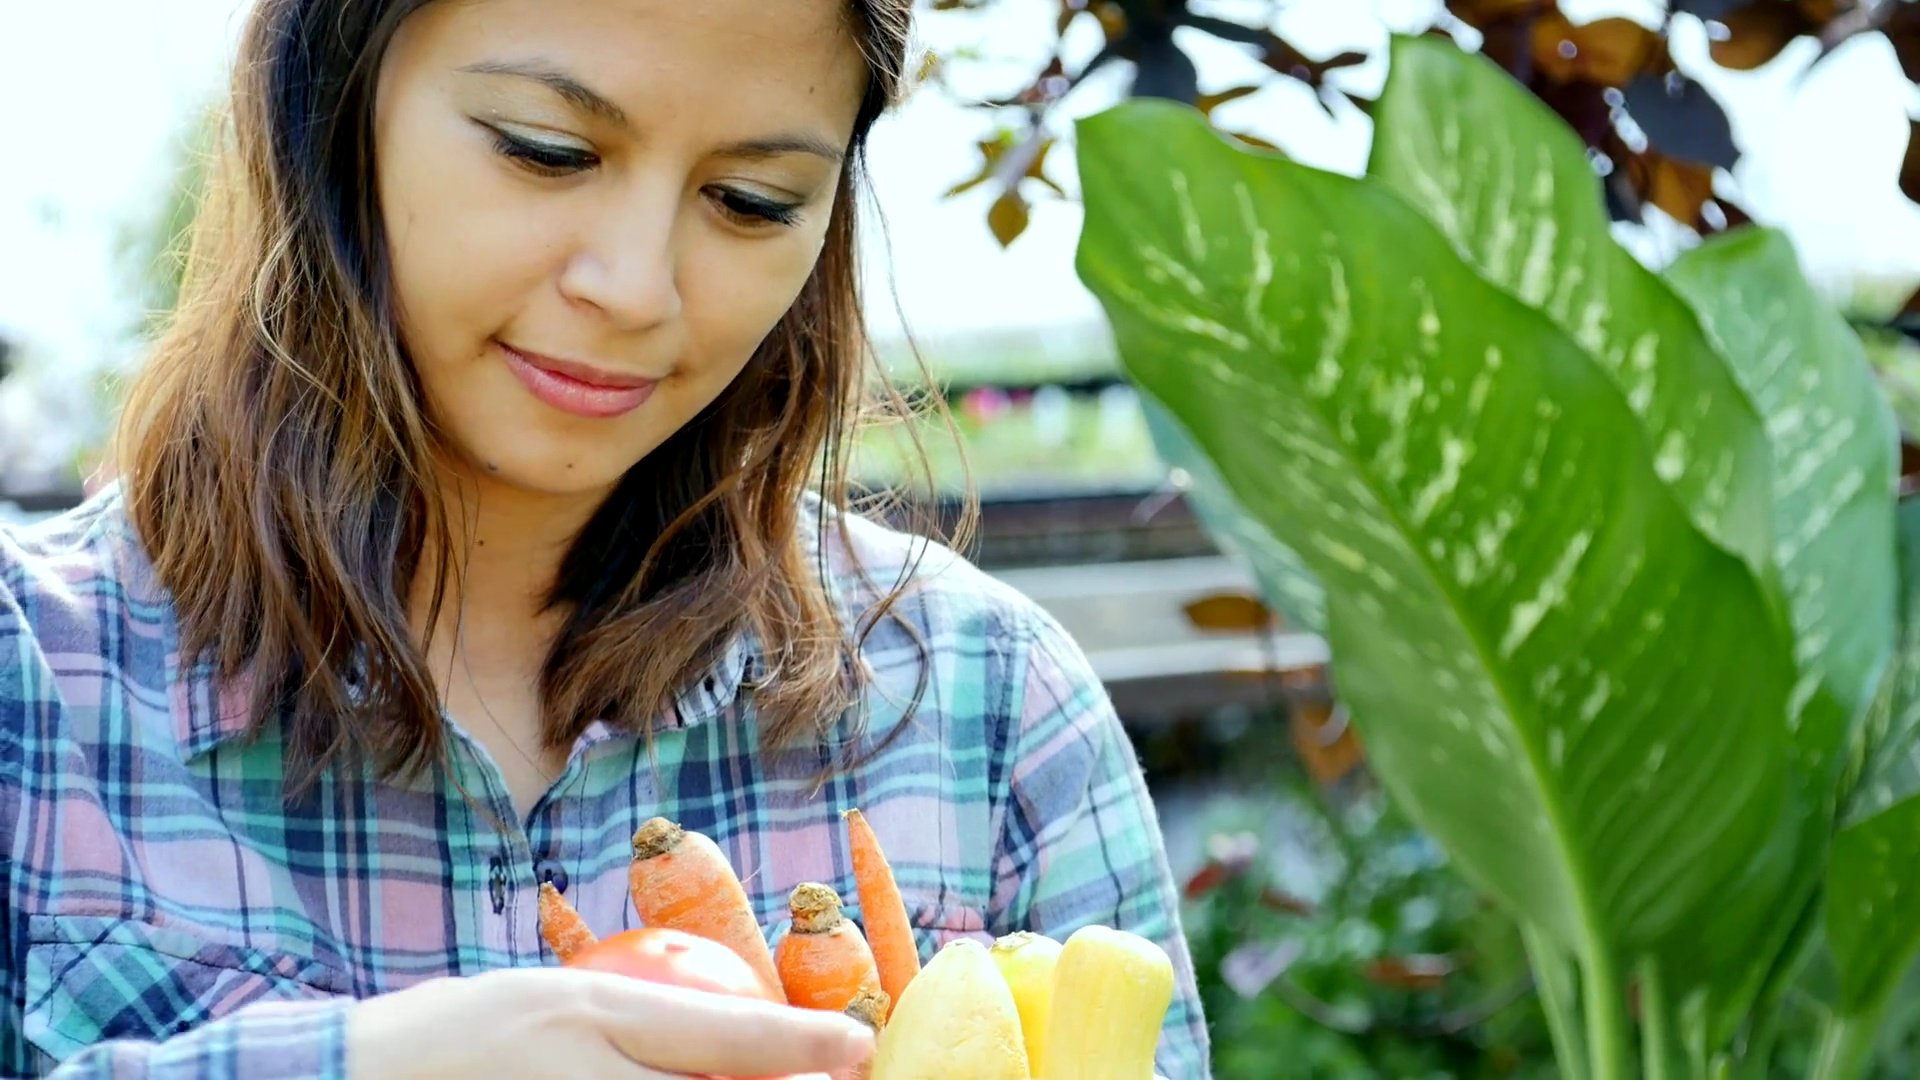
[0,545,356,1080]
[29,1002,355,1080]
[987,604,1212,1080]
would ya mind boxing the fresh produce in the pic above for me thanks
[629,816,787,1003]
[537,880,597,962]
[834,988,892,1080]
[1042,925,1175,1080]
[989,931,1063,1074]
[567,925,787,1003]
[843,809,921,1016]
[538,885,810,1080]
[776,883,883,1011]
[869,939,1030,1080]
[528,812,1174,1079]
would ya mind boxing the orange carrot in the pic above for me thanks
[628,817,786,1003]
[776,883,882,1011]
[843,809,920,1016]
[537,881,598,963]
[833,987,890,1080]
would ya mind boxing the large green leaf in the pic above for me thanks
[1140,395,1326,633]
[1367,36,1778,585]
[1660,229,1901,1035]
[1666,229,1899,762]
[1073,98,1793,959]
[1827,497,1920,1018]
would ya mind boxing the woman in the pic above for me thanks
[0,0,1209,1076]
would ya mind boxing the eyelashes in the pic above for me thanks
[483,125,806,229]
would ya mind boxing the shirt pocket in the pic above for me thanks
[21,913,352,1066]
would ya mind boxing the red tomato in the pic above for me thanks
[567,927,784,1003]
[565,928,803,1080]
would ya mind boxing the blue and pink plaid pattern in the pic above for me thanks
[0,487,1210,1078]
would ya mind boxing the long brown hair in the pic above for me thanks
[113,0,958,796]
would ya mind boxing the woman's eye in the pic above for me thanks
[711,189,804,229]
[488,128,598,177]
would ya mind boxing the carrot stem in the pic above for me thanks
[843,809,921,1017]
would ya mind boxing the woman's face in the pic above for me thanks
[374,0,867,501]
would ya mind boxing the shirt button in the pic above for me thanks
[534,858,569,894]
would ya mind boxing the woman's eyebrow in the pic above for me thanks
[457,58,630,129]
[713,134,845,166]
[457,57,846,166]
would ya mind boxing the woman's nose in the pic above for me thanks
[557,194,685,331]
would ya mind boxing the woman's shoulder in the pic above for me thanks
[806,496,1096,689]
[0,484,160,648]
[813,498,1047,637]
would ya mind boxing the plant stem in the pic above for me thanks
[1811,1009,1884,1080]
[1638,958,1679,1080]
[1581,937,1632,1080]
[1522,925,1589,1080]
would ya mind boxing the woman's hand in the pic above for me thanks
[345,966,874,1079]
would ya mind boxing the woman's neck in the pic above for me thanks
[408,466,605,667]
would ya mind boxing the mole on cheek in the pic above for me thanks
[485,461,500,472]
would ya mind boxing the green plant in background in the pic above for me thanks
[1182,772,1556,1079]
[1075,32,1920,1079]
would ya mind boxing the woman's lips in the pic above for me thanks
[499,342,658,419]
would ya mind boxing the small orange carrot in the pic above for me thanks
[629,817,786,1003]
[537,881,598,963]
[776,883,882,1012]
[843,808,920,1016]
[834,987,891,1080]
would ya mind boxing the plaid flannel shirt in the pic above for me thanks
[0,486,1210,1078]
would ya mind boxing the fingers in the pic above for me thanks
[585,973,876,1077]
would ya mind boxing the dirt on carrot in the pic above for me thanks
[775,882,882,1012]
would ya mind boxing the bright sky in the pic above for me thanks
[0,0,1916,378]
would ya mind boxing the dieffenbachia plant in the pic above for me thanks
[1076,34,1911,1079]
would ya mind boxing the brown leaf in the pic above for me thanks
[944,134,1016,198]
[1708,2,1811,70]
[1532,14,1666,86]
[1892,4,1920,88]
[1364,954,1458,992]
[987,189,1030,247]
[1902,118,1920,205]
[1223,129,1285,153]
[1445,0,1549,30]
[1025,139,1068,198]
[1261,36,1368,89]
[1183,591,1277,632]
[1628,149,1719,228]
[1290,699,1365,786]
[1195,84,1263,116]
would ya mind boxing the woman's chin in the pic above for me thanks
[454,444,634,502]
